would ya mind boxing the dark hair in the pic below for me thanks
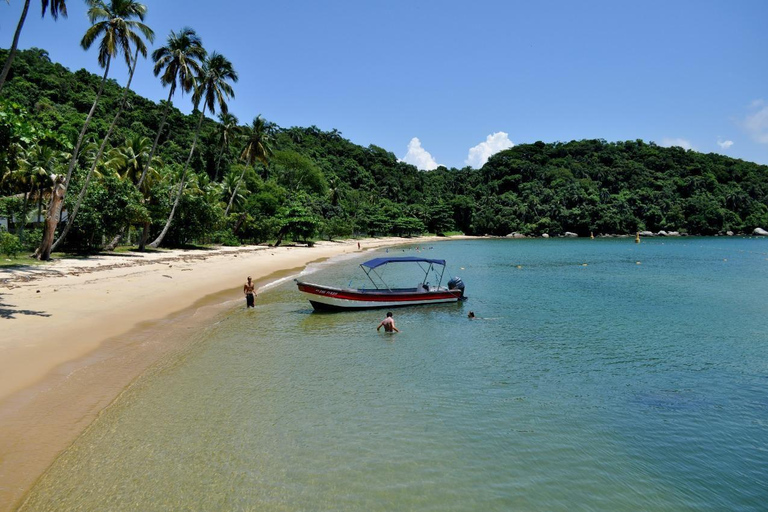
[386,312,393,317]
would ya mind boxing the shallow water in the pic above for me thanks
[21,238,768,511]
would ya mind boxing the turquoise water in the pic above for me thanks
[21,238,768,511]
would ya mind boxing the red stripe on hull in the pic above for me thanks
[297,282,463,303]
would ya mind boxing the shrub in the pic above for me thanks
[0,231,23,258]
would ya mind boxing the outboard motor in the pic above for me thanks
[447,276,465,298]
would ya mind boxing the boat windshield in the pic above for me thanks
[359,257,447,290]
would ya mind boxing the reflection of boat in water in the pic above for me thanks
[296,256,465,311]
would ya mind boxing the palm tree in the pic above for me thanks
[225,115,273,216]
[213,112,239,181]
[107,135,157,186]
[0,0,67,93]
[136,27,206,190]
[37,0,152,260]
[148,51,238,248]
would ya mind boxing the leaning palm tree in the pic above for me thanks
[136,27,206,190]
[213,111,239,181]
[225,115,273,216]
[0,0,67,93]
[37,0,152,260]
[148,51,238,248]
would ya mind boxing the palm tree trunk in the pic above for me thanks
[52,49,139,252]
[224,165,248,216]
[137,221,150,250]
[35,176,66,260]
[148,110,205,248]
[37,57,111,259]
[0,0,31,93]
[214,143,227,182]
[18,185,32,241]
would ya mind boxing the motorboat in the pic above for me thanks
[296,256,465,311]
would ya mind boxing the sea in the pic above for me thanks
[19,237,768,511]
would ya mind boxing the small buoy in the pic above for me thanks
[460,267,465,270]
[635,232,641,243]
[636,261,642,265]
[582,263,588,266]
[516,265,522,269]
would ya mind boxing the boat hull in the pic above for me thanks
[296,281,463,311]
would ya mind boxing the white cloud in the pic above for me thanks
[743,100,768,144]
[717,139,734,150]
[660,138,693,150]
[465,132,514,168]
[400,137,440,170]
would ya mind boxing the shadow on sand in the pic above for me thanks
[0,293,51,320]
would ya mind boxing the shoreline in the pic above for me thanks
[0,236,471,511]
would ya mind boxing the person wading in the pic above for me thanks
[377,312,400,333]
[244,276,257,308]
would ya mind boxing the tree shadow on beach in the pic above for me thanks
[0,293,51,320]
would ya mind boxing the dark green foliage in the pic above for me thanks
[62,173,147,251]
[3,48,768,253]
[0,230,23,257]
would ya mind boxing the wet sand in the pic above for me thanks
[0,237,466,511]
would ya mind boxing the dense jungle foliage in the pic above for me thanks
[2,47,768,256]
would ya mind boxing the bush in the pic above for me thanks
[0,231,23,258]
[213,229,241,247]
[23,227,43,252]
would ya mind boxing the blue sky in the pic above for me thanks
[3,0,768,169]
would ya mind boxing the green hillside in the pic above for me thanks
[2,48,768,257]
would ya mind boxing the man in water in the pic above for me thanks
[244,276,256,308]
[377,311,400,333]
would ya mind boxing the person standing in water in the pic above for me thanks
[377,311,400,333]
[244,276,256,308]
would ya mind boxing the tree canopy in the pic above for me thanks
[2,47,768,257]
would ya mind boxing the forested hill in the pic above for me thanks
[2,48,768,254]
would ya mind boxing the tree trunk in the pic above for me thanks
[52,49,139,253]
[273,226,288,247]
[17,186,32,242]
[36,176,66,260]
[233,212,247,234]
[148,110,205,249]
[224,165,248,216]
[104,224,126,251]
[38,57,111,257]
[214,143,226,182]
[0,0,31,93]
[137,221,150,251]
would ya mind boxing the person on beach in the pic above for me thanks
[244,276,256,308]
[377,312,399,333]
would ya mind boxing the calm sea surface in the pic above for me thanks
[21,238,768,511]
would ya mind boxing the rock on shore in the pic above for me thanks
[754,227,768,236]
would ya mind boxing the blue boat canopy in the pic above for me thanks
[361,257,446,269]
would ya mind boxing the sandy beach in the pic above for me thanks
[0,236,463,511]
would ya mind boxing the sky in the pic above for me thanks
[3,0,768,169]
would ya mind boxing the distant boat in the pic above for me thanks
[296,256,465,311]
